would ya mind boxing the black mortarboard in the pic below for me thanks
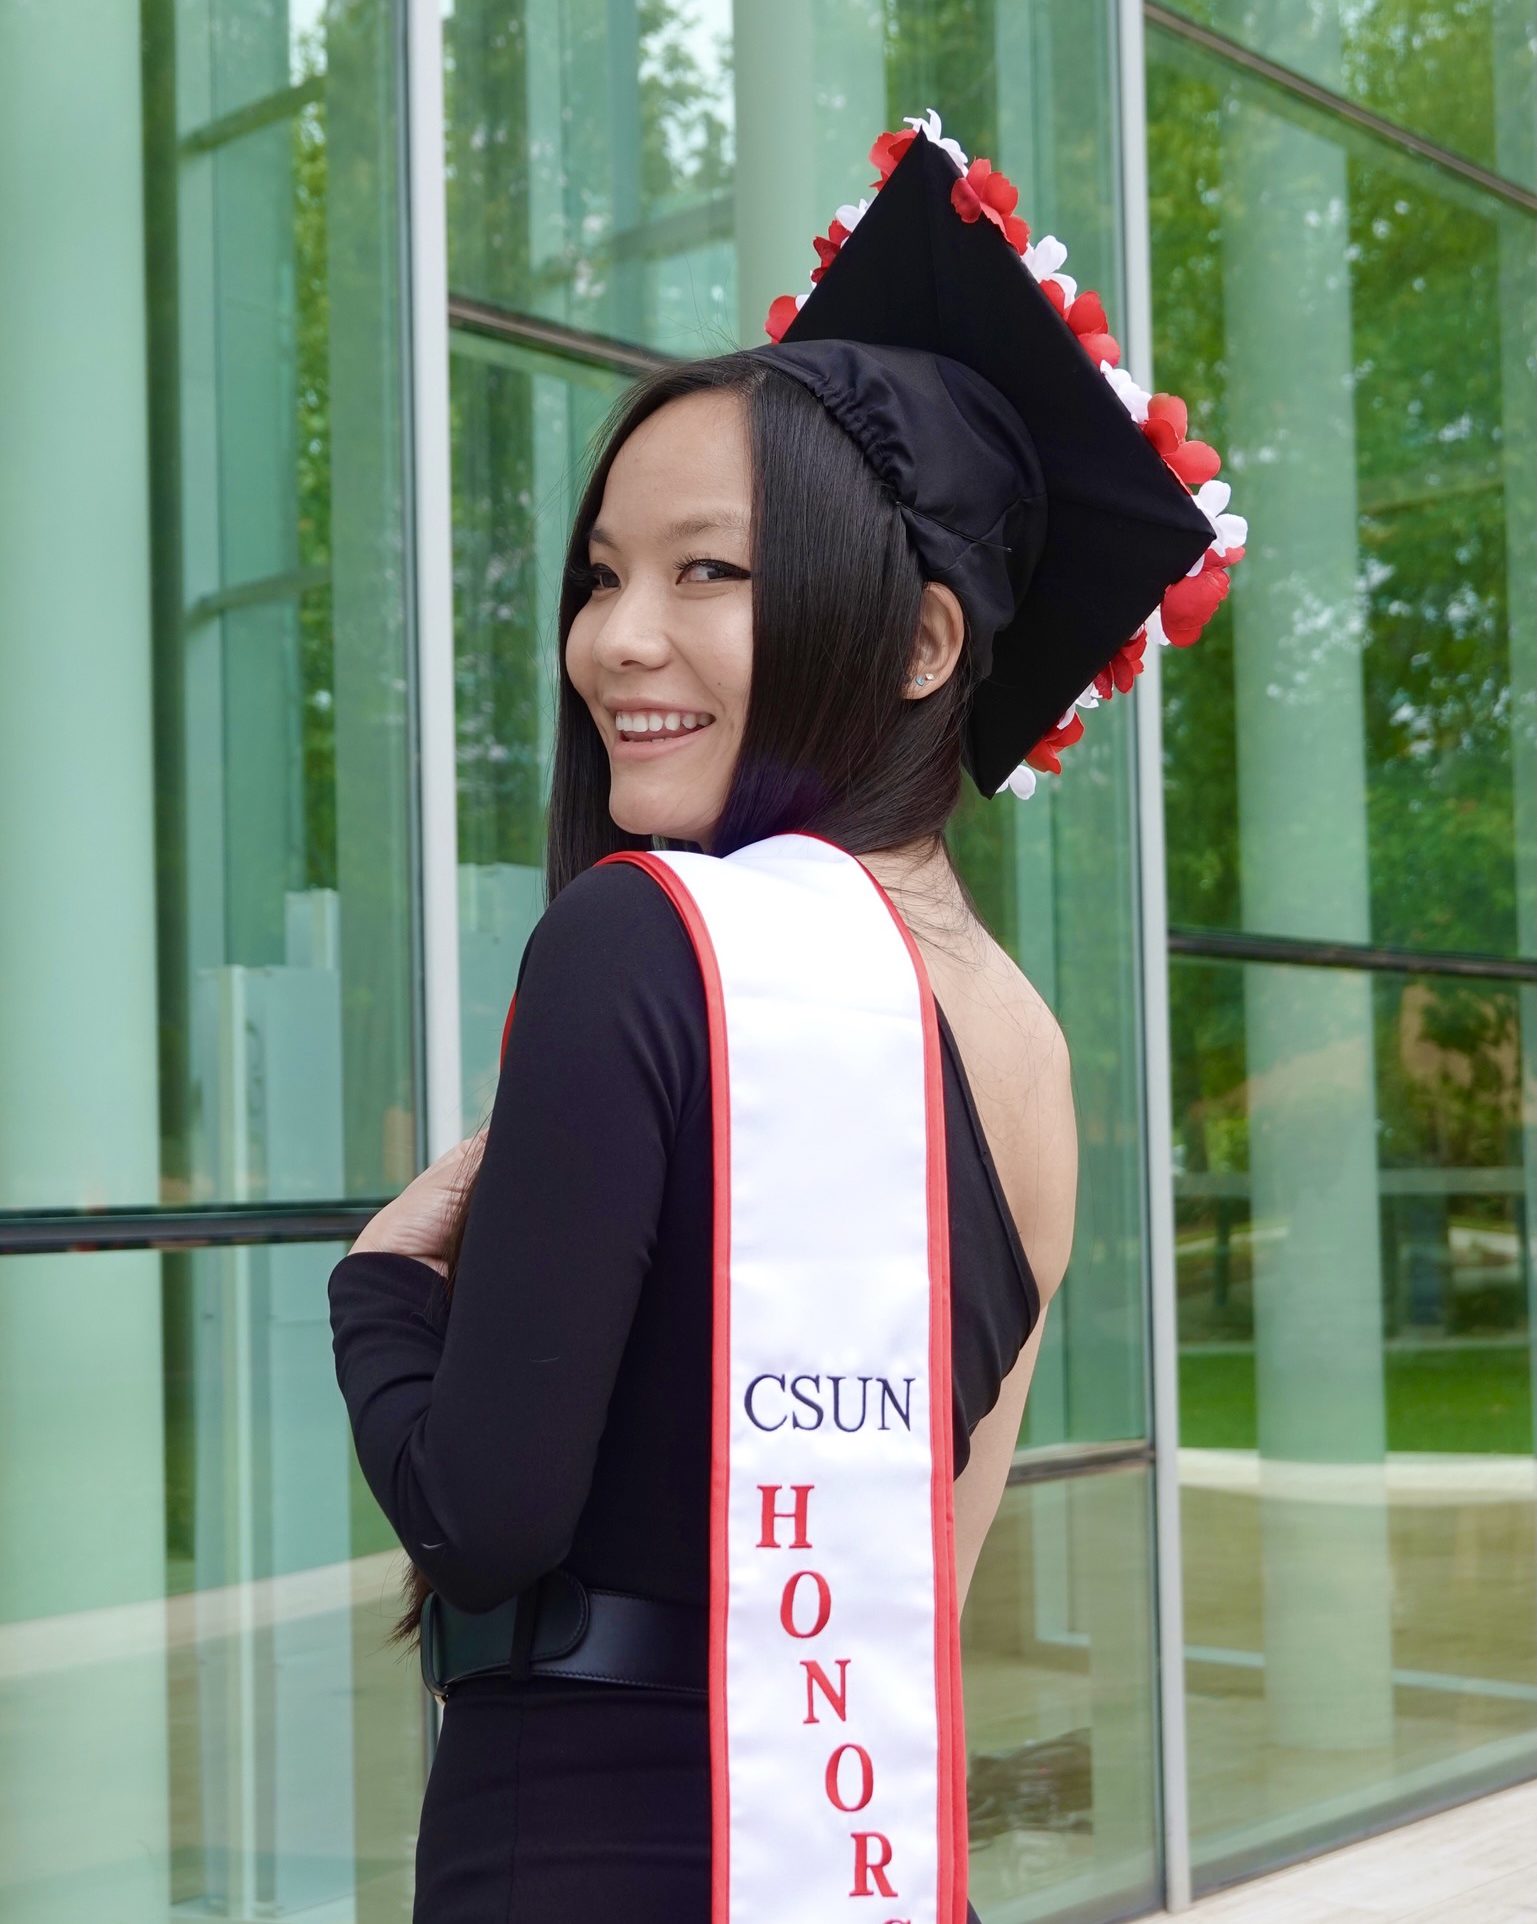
[750,124,1217,799]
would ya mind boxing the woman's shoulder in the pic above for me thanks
[510,857,710,1113]
[522,855,700,982]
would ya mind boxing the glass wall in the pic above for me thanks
[5,2,1534,1919]
[1148,0,1537,1890]
[0,1,426,1916]
[441,5,1165,1917]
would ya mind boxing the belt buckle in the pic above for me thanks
[420,1585,534,1701]
[420,1590,448,1704]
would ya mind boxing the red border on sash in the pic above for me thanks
[595,849,734,1923]
[498,991,517,1069]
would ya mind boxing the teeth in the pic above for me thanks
[615,710,715,739]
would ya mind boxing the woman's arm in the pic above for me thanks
[327,861,705,1612]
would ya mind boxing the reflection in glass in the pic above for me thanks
[450,336,630,1122]
[0,1245,422,1919]
[1170,952,1537,1882]
[0,0,417,1216]
[1154,0,1537,195]
[962,1468,1161,1922]
[443,0,1134,352]
[1149,24,1537,962]
[446,0,738,352]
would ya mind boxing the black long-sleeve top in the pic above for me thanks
[328,859,1040,1616]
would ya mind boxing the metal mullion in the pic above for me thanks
[0,1207,379,1256]
[1169,926,1537,984]
[183,564,330,629]
[1146,2,1537,216]
[1122,0,1195,1905]
[1006,1439,1154,1487]
[179,75,325,156]
[402,0,461,1773]
[447,296,671,376]
[404,0,462,1168]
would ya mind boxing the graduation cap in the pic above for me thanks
[750,114,1245,800]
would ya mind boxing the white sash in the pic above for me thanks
[598,830,966,1924]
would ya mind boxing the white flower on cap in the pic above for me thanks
[902,107,969,171]
[1193,478,1248,557]
[997,761,1038,801]
[1102,362,1151,424]
[1024,234,1077,303]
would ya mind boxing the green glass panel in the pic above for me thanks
[1170,951,1537,1885]
[450,337,632,1122]
[963,1467,1161,1921]
[444,0,1130,349]
[0,1243,422,1918]
[0,0,417,1213]
[1148,25,1537,964]
[1155,0,1537,195]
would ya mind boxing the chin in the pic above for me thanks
[607,786,713,847]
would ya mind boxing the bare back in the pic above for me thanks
[910,915,1078,1615]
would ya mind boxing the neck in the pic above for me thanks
[857,834,968,934]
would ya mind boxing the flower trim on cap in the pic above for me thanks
[761,107,1248,800]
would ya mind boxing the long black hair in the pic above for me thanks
[390,348,980,1648]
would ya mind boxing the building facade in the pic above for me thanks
[1,1,1533,1918]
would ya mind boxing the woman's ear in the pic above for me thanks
[905,582,967,697]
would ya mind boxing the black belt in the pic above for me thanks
[420,1565,708,1703]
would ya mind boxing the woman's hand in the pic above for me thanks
[348,1127,489,1279]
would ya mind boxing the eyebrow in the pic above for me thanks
[588,510,750,551]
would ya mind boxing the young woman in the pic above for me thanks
[328,117,1232,1924]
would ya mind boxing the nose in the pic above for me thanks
[588,573,673,672]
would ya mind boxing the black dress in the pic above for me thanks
[328,858,1041,1922]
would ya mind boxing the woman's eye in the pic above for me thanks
[679,557,747,584]
[570,561,619,591]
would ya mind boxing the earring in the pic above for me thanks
[912,673,933,687]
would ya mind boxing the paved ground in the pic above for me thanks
[1150,1776,1537,1921]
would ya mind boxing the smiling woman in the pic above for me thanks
[563,400,753,843]
[551,355,971,866]
[319,110,1237,1920]
[329,342,1051,1924]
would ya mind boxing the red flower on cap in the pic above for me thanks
[764,293,804,342]
[1094,628,1150,699]
[1025,708,1086,776]
[870,124,920,186]
[1040,285,1120,368]
[949,158,1030,254]
[869,109,970,189]
[810,215,853,282]
[1142,394,1222,488]
[1161,553,1232,646]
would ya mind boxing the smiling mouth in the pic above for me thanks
[614,713,716,743]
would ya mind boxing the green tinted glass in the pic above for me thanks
[451,336,631,1120]
[0,1,418,1214]
[1149,24,1537,963]
[964,1467,1162,1920]
[1154,1,1537,194]
[1170,950,1537,1883]
[0,1242,423,1913]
